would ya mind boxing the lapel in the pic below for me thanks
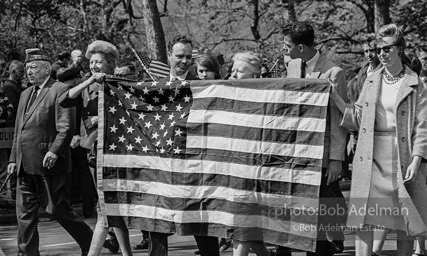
[23,78,54,125]
[395,67,419,110]
[310,52,326,79]
[19,89,32,124]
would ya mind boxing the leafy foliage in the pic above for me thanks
[0,0,425,74]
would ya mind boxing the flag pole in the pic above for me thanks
[131,48,157,81]
[269,59,280,73]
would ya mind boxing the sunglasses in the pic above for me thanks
[376,44,398,54]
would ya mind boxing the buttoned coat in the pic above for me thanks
[9,78,75,176]
[341,66,427,236]
[287,52,348,165]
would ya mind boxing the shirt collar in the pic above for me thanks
[170,71,188,82]
[305,50,320,74]
[37,76,50,90]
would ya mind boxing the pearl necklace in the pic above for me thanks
[382,67,405,85]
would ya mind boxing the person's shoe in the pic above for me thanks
[103,239,119,254]
[219,238,231,252]
[134,239,149,250]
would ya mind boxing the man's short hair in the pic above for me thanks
[361,35,376,48]
[167,35,193,52]
[58,51,71,61]
[282,21,315,46]
[8,60,23,73]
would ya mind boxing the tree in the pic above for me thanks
[140,0,167,63]
[374,0,391,32]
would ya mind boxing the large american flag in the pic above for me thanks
[97,77,330,251]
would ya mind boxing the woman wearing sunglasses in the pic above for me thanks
[330,24,427,256]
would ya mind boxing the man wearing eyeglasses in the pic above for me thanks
[278,21,348,256]
[7,48,93,256]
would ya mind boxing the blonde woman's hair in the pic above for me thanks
[232,52,262,77]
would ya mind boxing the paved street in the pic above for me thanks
[0,220,403,256]
[0,182,403,255]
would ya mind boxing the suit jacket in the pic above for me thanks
[59,81,99,149]
[341,67,427,236]
[1,79,23,115]
[10,77,75,175]
[287,52,348,166]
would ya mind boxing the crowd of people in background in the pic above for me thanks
[0,20,426,256]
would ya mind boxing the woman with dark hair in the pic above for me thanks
[195,54,221,80]
[330,24,427,256]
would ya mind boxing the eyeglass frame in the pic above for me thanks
[375,43,399,55]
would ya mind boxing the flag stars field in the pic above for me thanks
[127,126,135,133]
[109,106,117,114]
[110,125,118,133]
[135,136,142,144]
[124,92,131,99]
[118,135,126,143]
[109,143,117,151]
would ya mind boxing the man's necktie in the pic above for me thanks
[26,86,39,113]
[301,60,307,78]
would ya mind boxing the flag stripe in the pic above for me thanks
[104,203,318,239]
[186,136,324,160]
[104,192,319,224]
[191,98,326,119]
[191,79,330,93]
[187,123,324,146]
[191,82,329,106]
[100,79,331,252]
[101,155,322,186]
[103,151,322,175]
[102,168,319,197]
[101,179,319,209]
[188,110,326,132]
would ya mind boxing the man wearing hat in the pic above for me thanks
[7,48,93,256]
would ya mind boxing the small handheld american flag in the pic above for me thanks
[132,49,170,81]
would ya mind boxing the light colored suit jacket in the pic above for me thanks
[10,77,75,175]
[287,53,348,165]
